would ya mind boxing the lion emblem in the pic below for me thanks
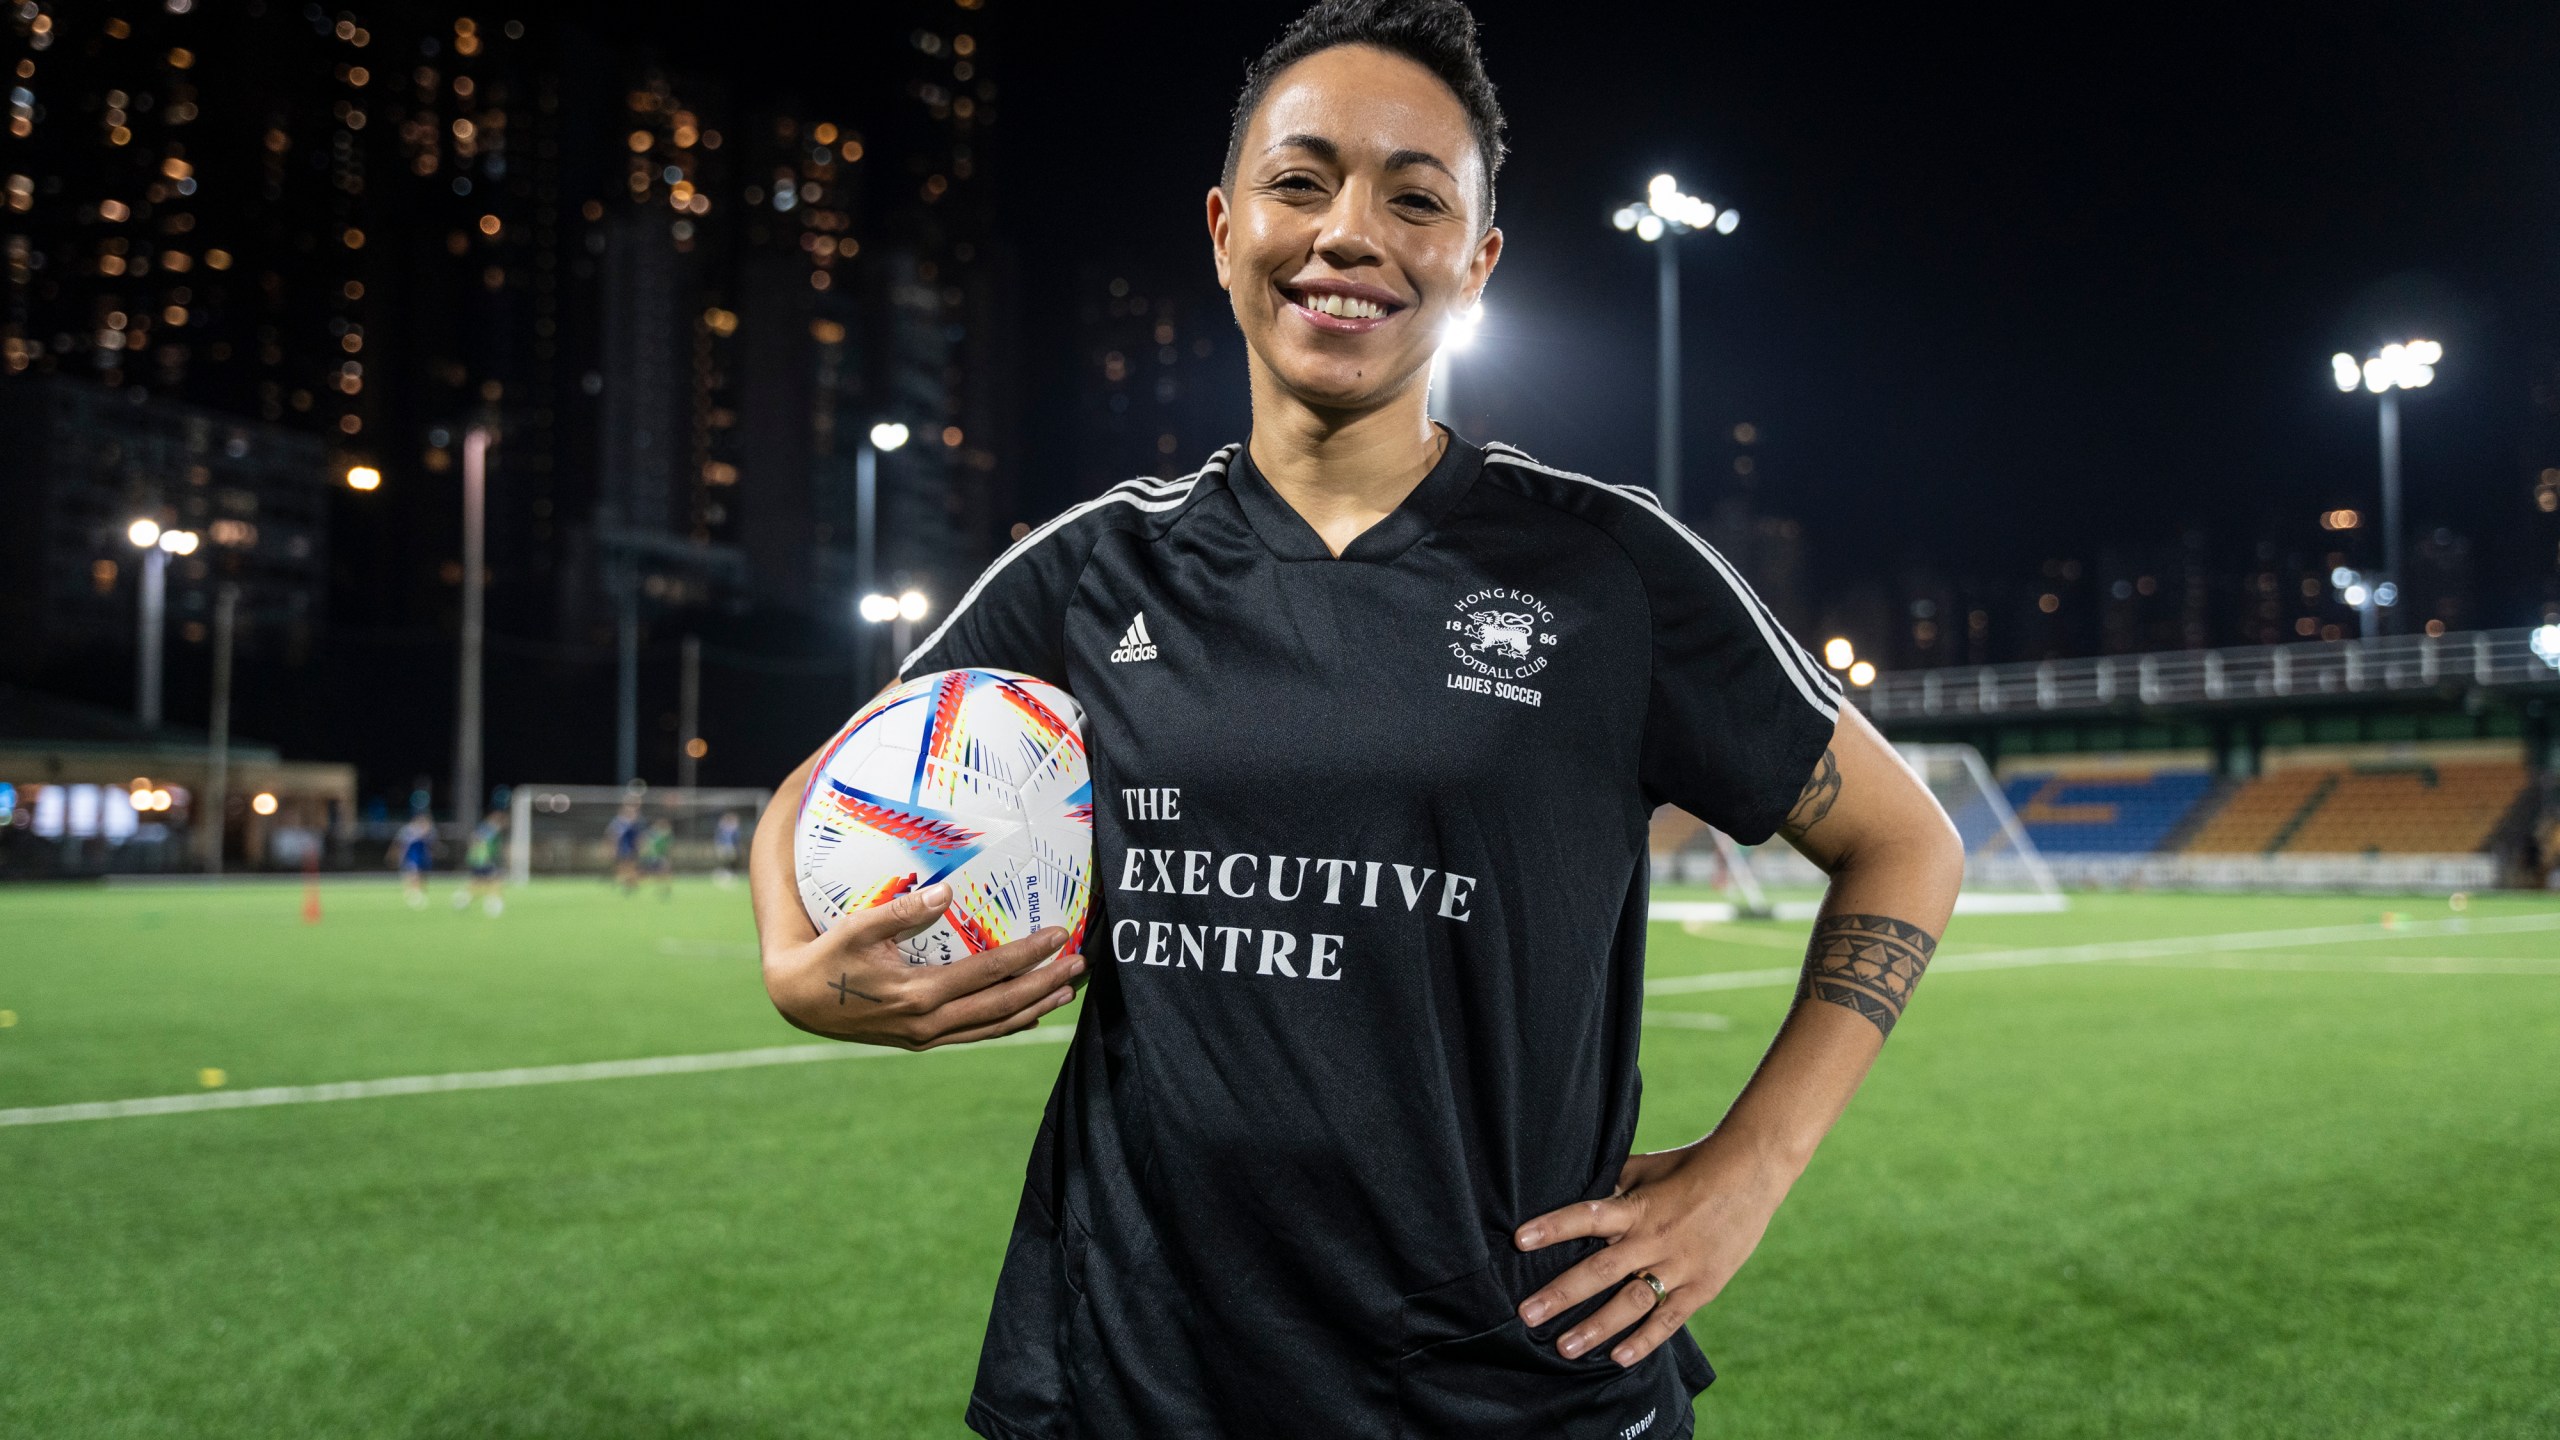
[1462,609,1538,659]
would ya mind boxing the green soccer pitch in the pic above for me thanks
[3,879,2556,1438]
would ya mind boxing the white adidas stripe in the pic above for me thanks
[1481,444,1843,722]
[900,451,1231,674]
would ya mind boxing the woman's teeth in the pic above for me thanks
[1300,292,1389,319]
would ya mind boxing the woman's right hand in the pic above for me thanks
[761,881,1085,1049]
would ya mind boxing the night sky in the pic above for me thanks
[565,2,2560,620]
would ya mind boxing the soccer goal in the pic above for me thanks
[1668,742,2065,920]
[505,784,772,885]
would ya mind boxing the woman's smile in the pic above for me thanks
[1277,277,1410,334]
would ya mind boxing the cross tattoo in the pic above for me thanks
[828,972,860,1005]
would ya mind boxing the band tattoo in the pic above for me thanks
[1795,913,1937,1038]
[1783,747,1842,836]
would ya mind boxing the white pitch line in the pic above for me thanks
[1643,912,2560,996]
[17,913,2557,1130]
[2108,952,2560,976]
[1641,1010,1734,1031]
[0,1026,1073,1130]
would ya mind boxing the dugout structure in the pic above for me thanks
[507,785,770,884]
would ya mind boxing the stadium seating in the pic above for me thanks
[2002,768,2217,854]
[2278,762,2529,854]
[2181,767,2334,854]
[2183,761,2529,855]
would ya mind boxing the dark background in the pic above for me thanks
[11,1,2560,808]
[611,0,2560,614]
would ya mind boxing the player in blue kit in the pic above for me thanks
[749,4,1966,1435]
[389,810,435,910]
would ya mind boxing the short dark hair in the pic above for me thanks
[1222,0,1507,225]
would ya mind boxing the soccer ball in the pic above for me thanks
[794,667,1094,965]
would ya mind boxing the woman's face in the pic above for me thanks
[1210,45,1502,416]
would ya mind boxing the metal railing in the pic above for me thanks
[1858,627,2560,721]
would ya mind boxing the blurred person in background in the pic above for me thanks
[607,801,645,895]
[390,811,436,910]
[713,811,744,888]
[642,817,675,900]
[459,809,507,917]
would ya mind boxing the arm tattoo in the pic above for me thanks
[1795,913,1937,1038]
[1783,747,1842,837]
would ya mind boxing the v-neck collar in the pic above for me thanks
[1227,429,1483,563]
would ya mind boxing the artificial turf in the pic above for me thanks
[2,879,2555,1437]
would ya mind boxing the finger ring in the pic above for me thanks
[1635,1271,1666,1306]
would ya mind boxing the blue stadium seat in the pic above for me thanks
[2002,770,2217,854]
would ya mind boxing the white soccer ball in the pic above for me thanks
[794,667,1094,965]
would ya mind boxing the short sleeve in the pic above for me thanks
[1634,526,1843,845]
[897,514,1093,690]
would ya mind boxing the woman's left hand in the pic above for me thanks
[1511,1130,1797,1367]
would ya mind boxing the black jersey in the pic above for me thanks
[902,435,1841,1440]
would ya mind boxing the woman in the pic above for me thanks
[749,3,1965,1435]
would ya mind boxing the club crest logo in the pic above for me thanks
[1446,587,1558,680]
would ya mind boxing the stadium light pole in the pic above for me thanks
[2330,341,2439,636]
[454,423,490,825]
[126,518,198,730]
[854,421,910,697]
[1613,174,1739,520]
[204,582,238,874]
[677,633,701,793]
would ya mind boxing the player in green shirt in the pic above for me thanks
[460,809,507,917]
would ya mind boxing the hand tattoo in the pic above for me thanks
[1796,913,1937,1038]
[1783,747,1842,837]
[827,973,885,1006]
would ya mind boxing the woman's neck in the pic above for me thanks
[1245,368,1446,558]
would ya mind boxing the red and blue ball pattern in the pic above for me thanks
[794,668,1093,965]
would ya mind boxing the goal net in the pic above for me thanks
[1655,741,2065,920]
[506,784,772,885]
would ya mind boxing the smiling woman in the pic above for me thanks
[744,4,1967,1439]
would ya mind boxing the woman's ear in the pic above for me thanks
[1466,224,1504,303]
[1206,185,1234,291]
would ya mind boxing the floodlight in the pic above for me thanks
[1648,173,1678,202]
[2342,583,2368,606]
[1443,300,1484,351]
[346,464,382,491]
[1611,206,1638,231]
[159,529,200,555]
[857,593,899,623]
[2330,566,2357,589]
[1847,660,1877,687]
[1635,214,1664,242]
[868,421,910,451]
[1713,209,1739,235]
[2531,624,2560,667]
[2406,339,2442,365]
[127,518,162,548]
[896,589,930,622]
[251,792,279,816]
[2372,581,2398,607]
[1822,637,1855,670]
[2331,353,2360,392]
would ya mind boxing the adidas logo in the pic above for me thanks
[1108,611,1159,663]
